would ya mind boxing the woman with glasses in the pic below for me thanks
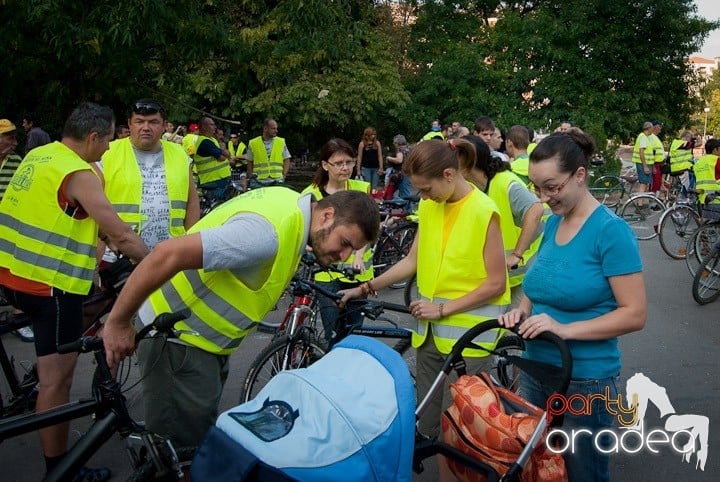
[356,126,384,190]
[498,130,647,482]
[302,138,373,342]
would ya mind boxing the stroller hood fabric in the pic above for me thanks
[191,335,416,481]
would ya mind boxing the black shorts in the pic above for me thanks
[2,286,85,357]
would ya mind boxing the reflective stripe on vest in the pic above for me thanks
[0,142,98,294]
[632,133,652,164]
[145,187,309,354]
[669,139,693,173]
[193,136,231,185]
[249,136,285,179]
[487,171,541,287]
[103,139,190,238]
[415,188,510,355]
[302,179,374,283]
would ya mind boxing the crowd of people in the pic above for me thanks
[11,100,708,481]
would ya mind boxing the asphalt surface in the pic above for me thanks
[0,237,717,481]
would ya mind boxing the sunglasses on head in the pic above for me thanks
[132,102,165,117]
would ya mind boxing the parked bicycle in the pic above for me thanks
[692,236,720,304]
[371,196,419,288]
[0,310,195,481]
[685,202,720,276]
[198,179,243,217]
[656,177,702,259]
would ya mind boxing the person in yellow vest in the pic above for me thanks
[302,138,373,342]
[463,135,544,305]
[191,116,233,202]
[499,130,646,481]
[101,99,199,253]
[632,121,654,197]
[102,188,380,448]
[420,119,445,141]
[341,138,509,479]
[669,130,696,194]
[648,120,665,195]
[228,132,248,191]
[693,138,720,205]
[506,124,531,186]
[0,102,149,481]
[181,122,199,155]
[246,118,291,186]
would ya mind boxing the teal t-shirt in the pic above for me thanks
[522,205,642,379]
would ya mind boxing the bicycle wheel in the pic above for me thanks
[241,333,326,403]
[692,247,720,305]
[126,445,195,482]
[590,175,624,207]
[619,194,665,240]
[657,204,701,259]
[685,222,720,276]
[373,222,417,288]
[403,273,419,307]
[492,334,525,391]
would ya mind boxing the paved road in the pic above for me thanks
[0,238,717,481]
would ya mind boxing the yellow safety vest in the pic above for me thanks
[146,187,308,355]
[693,154,720,204]
[182,134,199,156]
[632,132,652,165]
[0,142,98,294]
[669,139,693,173]
[486,171,542,288]
[192,136,230,185]
[510,154,530,186]
[249,136,286,180]
[421,131,445,141]
[648,134,665,164]
[102,138,190,238]
[302,179,374,283]
[415,188,510,355]
[527,142,537,155]
[228,141,246,159]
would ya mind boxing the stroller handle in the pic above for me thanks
[441,319,573,394]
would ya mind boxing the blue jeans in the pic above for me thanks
[200,178,230,202]
[361,167,380,190]
[316,279,364,344]
[518,371,620,482]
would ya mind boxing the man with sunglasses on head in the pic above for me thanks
[101,99,200,253]
[0,103,149,482]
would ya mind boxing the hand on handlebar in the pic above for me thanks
[338,285,365,307]
[101,319,137,369]
[499,309,565,340]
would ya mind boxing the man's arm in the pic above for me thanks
[103,233,204,367]
[65,170,149,261]
[184,165,201,229]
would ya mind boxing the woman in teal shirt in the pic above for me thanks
[499,130,647,482]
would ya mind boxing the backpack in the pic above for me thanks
[191,335,416,481]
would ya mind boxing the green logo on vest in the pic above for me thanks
[10,164,34,191]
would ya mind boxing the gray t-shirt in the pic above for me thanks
[133,146,171,250]
[137,194,312,327]
[506,181,544,238]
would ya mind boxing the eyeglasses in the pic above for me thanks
[132,102,165,117]
[325,160,355,169]
[533,172,575,197]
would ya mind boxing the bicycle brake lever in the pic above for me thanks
[171,328,201,338]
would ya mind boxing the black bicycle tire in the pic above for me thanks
[241,333,327,403]
[403,273,418,308]
[125,446,196,482]
[685,222,720,276]
[373,222,417,288]
[657,204,701,260]
[692,248,720,305]
[493,334,525,390]
[619,194,664,240]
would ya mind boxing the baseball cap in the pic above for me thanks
[651,120,663,126]
[642,121,653,130]
[0,119,17,135]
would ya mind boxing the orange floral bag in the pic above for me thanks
[441,372,567,482]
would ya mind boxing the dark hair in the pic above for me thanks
[22,112,41,125]
[705,138,720,154]
[404,138,475,178]
[263,118,277,128]
[316,190,380,243]
[114,124,129,136]
[311,138,355,187]
[463,135,510,181]
[62,102,115,141]
[474,116,495,134]
[526,126,535,142]
[530,131,596,173]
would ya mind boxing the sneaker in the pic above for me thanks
[71,466,111,482]
[13,325,35,343]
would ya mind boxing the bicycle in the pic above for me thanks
[685,202,720,276]
[0,310,195,481]
[371,196,419,289]
[656,176,702,259]
[199,179,243,217]
[692,237,720,304]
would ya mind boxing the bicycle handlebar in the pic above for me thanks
[56,309,191,355]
